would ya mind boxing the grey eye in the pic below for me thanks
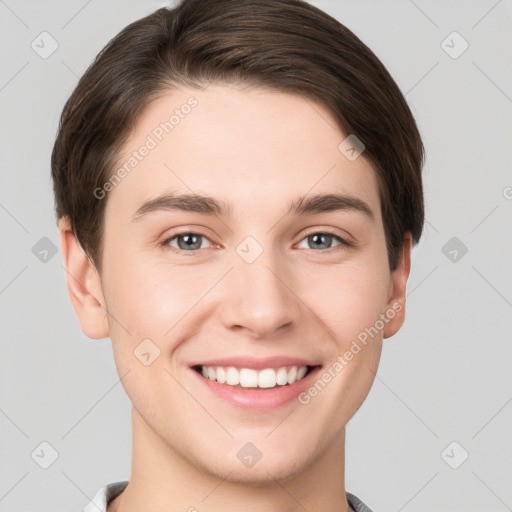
[166,233,209,251]
[296,232,344,251]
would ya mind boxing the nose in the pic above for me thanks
[218,252,302,339]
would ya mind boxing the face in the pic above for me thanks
[64,84,410,485]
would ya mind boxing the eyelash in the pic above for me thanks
[160,229,354,254]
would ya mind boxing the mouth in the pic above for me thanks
[192,364,319,390]
[188,355,324,410]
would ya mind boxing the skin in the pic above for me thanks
[59,84,411,512]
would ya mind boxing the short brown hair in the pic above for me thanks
[51,0,425,273]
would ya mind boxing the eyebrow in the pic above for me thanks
[132,192,375,222]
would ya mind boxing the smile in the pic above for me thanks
[194,364,312,389]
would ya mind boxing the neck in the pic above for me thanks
[108,407,352,512]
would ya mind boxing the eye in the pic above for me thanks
[296,231,353,251]
[161,232,212,252]
[161,229,353,254]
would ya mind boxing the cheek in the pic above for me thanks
[301,260,390,344]
[102,254,213,350]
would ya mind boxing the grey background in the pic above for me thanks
[1,0,511,510]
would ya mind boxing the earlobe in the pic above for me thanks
[58,217,109,339]
[383,232,412,339]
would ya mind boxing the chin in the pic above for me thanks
[195,442,314,488]
[220,459,308,488]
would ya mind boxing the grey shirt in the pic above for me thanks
[82,481,375,512]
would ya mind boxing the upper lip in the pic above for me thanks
[190,356,321,370]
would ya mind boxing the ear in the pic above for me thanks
[383,232,412,339]
[58,216,109,339]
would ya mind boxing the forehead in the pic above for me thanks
[104,84,382,224]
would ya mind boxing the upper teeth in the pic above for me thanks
[201,365,309,389]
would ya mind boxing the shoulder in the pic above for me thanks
[346,491,376,512]
[81,481,129,512]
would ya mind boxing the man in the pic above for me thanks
[52,1,425,510]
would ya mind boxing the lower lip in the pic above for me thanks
[190,366,322,411]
